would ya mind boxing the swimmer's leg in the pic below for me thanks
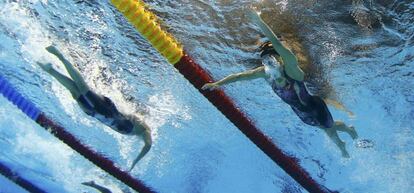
[45,45,90,94]
[37,62,81,99]
[321,126,350,158]
[324,98,355,117]
[333,121,358,140]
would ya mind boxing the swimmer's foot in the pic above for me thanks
[341,149,350,158]
[336,141,350,158]
[348,126,358,140]
[81,181,95,186]
[36,62,53,72]
[45,45,62,56]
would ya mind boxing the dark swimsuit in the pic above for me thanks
[77,90,134,134]
[261,42,334,128]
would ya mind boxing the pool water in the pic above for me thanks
[0,0,413,192]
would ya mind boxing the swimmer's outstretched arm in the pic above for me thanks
[202,66,266,91]
[247,10,305,81]
[129,125,152,171]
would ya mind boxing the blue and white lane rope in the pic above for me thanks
[0,75,40,120]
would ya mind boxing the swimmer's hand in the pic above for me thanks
[129,126,152,172]
[201,83,220,91]
[246,8,262,23]
[36,62,53,71]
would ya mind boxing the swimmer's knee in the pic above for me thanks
[321,127,334,135]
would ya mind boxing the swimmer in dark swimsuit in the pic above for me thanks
[202,10,358,158]
[37,45,151,170]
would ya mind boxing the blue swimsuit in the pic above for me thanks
[263,54,334,128]
[77,90,134,134]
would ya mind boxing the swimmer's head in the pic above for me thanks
[259,41,280,58]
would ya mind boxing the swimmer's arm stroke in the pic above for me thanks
[202,66,266,91]
[247,10,305,81]
[129,124,152,171]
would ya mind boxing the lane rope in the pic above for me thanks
[111,0,183,64]
[0,74,156,193]
[0,161,46,193]
[111,1,334,192]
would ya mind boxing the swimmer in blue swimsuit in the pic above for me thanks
[202,11,358,158]
[37,45,151,170]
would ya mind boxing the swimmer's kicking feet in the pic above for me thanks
[203,10,358,158]
[37,45,151,170]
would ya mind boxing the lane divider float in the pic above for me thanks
[0,74,156,193]
[111,0,183,64]
[110,1,334,193]
[0,161,46,193]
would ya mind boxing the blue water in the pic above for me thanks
[0,0,413,193]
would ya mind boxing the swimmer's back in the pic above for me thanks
[76,90,134,134]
